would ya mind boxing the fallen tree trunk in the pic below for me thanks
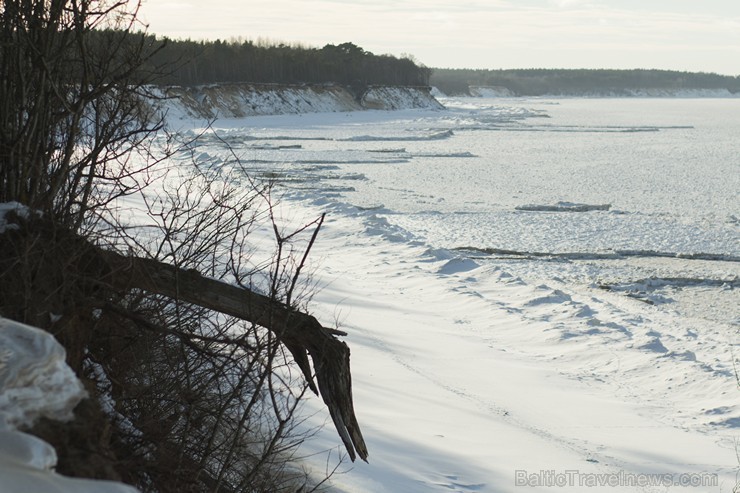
[97,248,368,463]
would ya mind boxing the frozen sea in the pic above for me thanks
[184,98,739,492]
[196,97,739,325]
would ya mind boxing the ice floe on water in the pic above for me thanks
[339,129,454,141]
[515,201,611,212]
[409,151,478,158]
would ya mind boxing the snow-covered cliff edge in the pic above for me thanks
[360,86,445,110]
[468,85,515,97]
[162,83,444,119]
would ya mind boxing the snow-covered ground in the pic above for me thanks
[293,201,737,493]
[171,97,738,492]
[2,97,737,492]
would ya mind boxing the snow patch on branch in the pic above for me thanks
[0,202,33,233]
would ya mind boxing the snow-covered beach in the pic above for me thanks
[2,96,738,492]
[177,97,739,491]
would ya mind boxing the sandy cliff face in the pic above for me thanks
[360,86,445,110]
[161,83,444,119]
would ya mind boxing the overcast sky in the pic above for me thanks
[139,0,740,75]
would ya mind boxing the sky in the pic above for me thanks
[138,0,740,75]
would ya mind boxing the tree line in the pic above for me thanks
[131,34,432,88]
[431,68,740,96]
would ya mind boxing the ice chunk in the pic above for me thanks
[0,318,86,428]
[515,201,611,212]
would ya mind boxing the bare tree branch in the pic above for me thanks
[96,247,368,462]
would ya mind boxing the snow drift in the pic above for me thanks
[0,317,139,493]
[162,83,443,119]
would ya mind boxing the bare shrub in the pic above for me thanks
[0,1,356,490]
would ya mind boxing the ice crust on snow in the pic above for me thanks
[0,317,139,493]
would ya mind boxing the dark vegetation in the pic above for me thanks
[431,68,740,96]
[93,30,432,88]
[0,1,365,491]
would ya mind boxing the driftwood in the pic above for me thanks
[98,248,368,463]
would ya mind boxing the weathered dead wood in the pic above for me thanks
[97,248,368,462]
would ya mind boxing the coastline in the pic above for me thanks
[160,83,445,120]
